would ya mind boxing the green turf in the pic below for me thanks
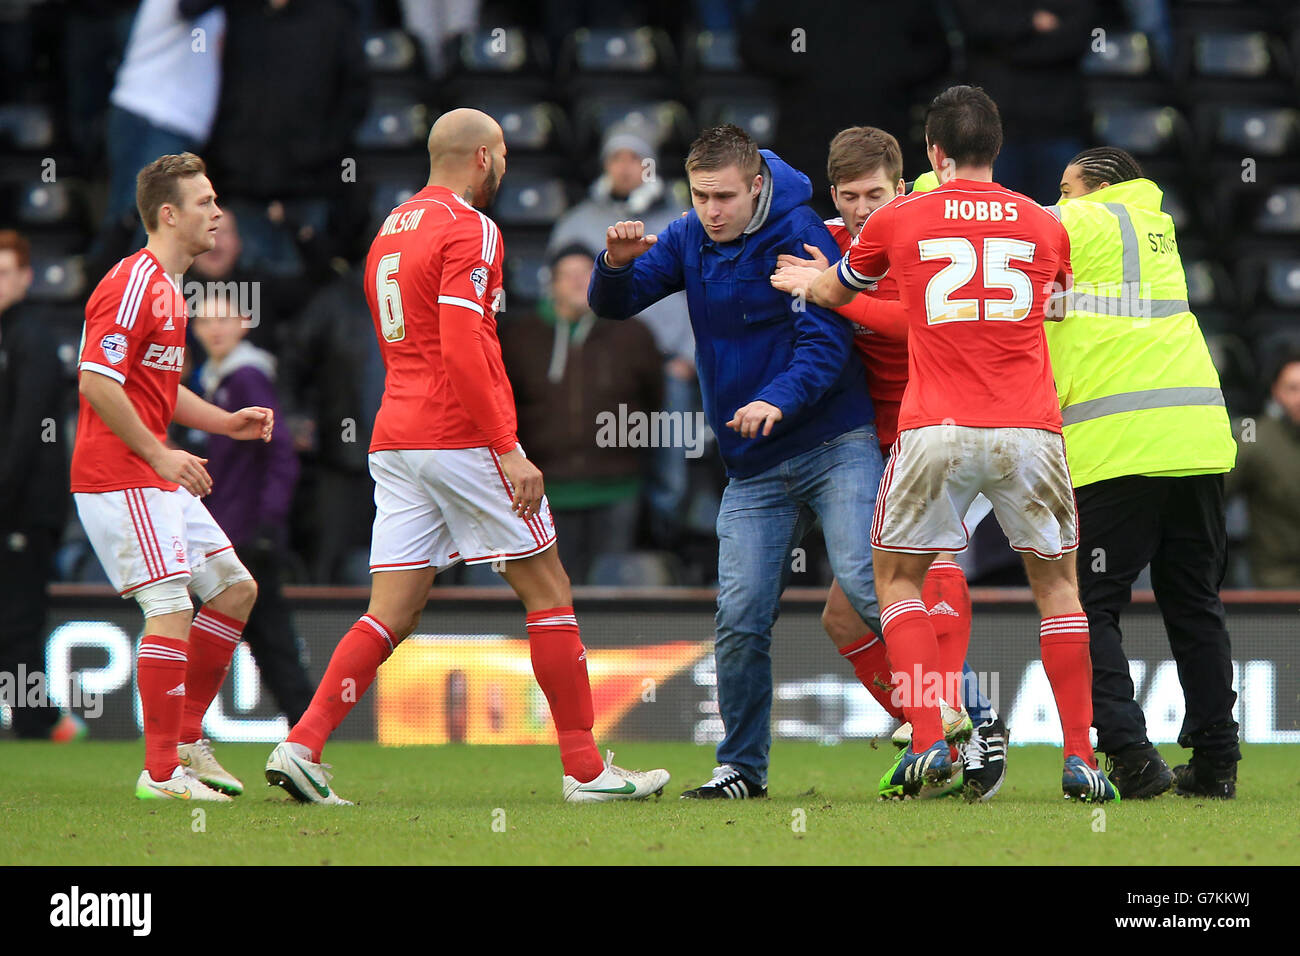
[2,741,1296,865]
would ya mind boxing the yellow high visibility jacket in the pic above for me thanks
[1044,178,1236,488]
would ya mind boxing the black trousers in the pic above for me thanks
[234,544,314,725]
[1076,474,1240,761]
[0,528,60,737]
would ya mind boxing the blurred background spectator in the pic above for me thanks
[548,123,699,546]
[1,0,1298,588]
[501,244,663,584]
[91,0,225,268]
[0,229,79,740]
[206,0,368,276]
[189,289,313,721]
[951,1,1096,205]
[279,265,384,585]
[1226,352,1300,588]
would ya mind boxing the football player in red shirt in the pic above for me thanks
[777,126,1007,800]
[73,153,274,801]
[265,109,668,804]
[774,87,1117,802]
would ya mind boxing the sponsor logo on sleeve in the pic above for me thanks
[101,332,129,365]
[471,266,489,299]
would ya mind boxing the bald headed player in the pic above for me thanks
[265,109,669,803]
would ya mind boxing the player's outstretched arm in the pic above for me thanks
[770,257,855,309]
[79,371,213,496]
[173,385,273,442]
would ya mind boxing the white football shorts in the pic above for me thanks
[368,445,557,574]
[873,425,1078,559]
[74,486,237,595]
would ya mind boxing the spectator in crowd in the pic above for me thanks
[186,207,317,356]
[207,0,368,276]
[549,124,700,545]
[501,244,663,584]
[397,0,479,77]
[279,266,384,584]
[1226,352,1300,588]
[739,0,951,208]
[951,0,1094,204]
[93,0,226,266]
[0,230,80,741]
[191,290,313,723]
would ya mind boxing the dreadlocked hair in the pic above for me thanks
[1068,147,1143,191]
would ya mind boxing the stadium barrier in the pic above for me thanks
[6,586,1298,747]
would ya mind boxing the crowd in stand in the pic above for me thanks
[1,0,1298,592]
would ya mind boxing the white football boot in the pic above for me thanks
[563,751,670,803]
[178,738,244,796]
[135,765,233,802]
[891,700,974,749]
[265,741,353,805]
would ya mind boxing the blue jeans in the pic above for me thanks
[713,426,883,785]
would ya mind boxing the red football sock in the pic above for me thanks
[923,561,972,708]
[289,615,397,761]
[526,606,603,782]
[137,635,189,781]
[1040,613,1095,765]
[880,599,944,749]
[179,607,245,743]
[838,633,903,719]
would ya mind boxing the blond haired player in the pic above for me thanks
[73,153,272,801]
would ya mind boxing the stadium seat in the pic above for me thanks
[27,253,85,303]
[573,97,693,156]
[503,235,549,305]
[1253,185,1300,234]
[588,551,683,587]
[1185,258,1236,313]
[1261,257,1300,308]
[1091,103,1190,157]
[454,27,540,74]
[1203,332,1258,416]
[473,98,568,153]
[362,29,420,74]
[693,30,743,73]
[0,103,55,151]
[1208,105,1300,158]
[1081,30,1153,76]
[697,94,779,148]
[559,28,676,101]
[368,180,419,226]
[492,173,569,226]
[568,27,669,73]
[355,93,430,150]
[13,179,81,228]
[1192,31,1285,79]
[1159,181,1194,233]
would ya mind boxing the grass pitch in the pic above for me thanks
[2,741,1296,865]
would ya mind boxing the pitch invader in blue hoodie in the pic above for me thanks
[589,124,883,798]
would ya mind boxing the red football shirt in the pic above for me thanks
[837,179,1070,433]
[826,217,909,450]
[71,249,187,493]
[365,185,517,454]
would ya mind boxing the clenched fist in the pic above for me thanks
[605,220,658,269]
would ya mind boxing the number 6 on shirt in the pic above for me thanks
[376,252,405,342]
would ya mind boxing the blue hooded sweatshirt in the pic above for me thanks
[588,149,872,479]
